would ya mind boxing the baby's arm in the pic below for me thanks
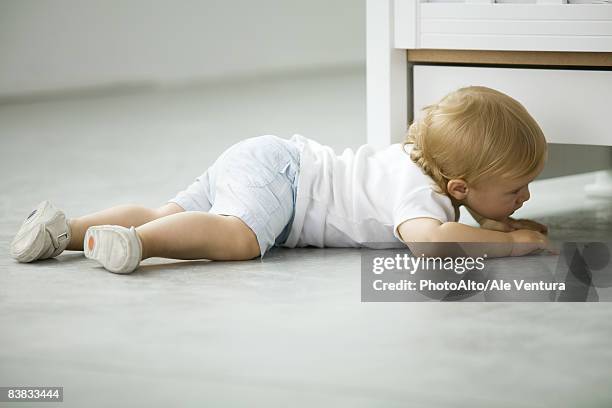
[397,217,550,258]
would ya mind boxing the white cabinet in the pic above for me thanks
[395,1,612,52]
[367,0,612,147]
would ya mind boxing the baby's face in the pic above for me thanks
[465,164,544,222]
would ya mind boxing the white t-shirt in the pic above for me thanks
[283,134,458,249]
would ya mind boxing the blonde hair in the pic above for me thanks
[404,86,547,203]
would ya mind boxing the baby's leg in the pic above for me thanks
[136,212,260,261]
[66,203,184,251]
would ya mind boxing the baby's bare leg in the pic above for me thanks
[136,212,260,261]
[67,203,184,251]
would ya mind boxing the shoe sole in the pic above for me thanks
[84,226,136,274]
[10,223,48,263]
[10,201,57,262]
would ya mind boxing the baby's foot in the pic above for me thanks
[84,226,143,274]
[10,200,72,263]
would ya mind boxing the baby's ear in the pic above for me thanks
[446,179,468,200]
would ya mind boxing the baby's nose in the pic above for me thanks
[518,188,531,204]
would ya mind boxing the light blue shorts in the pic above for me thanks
[167,135,300,257]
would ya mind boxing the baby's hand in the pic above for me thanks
[509,229,552,257]
[506,217,548,235]
[479,217,548,235]
[479,218,514,233]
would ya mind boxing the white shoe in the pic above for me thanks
[10,200,72,263]
[83,225,143,274]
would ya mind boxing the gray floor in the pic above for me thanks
[1,68,612,407]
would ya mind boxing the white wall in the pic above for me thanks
[0,0,365,98]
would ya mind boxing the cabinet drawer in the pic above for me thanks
[413,65,612,146]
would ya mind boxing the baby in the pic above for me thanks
[9,86,551,274]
